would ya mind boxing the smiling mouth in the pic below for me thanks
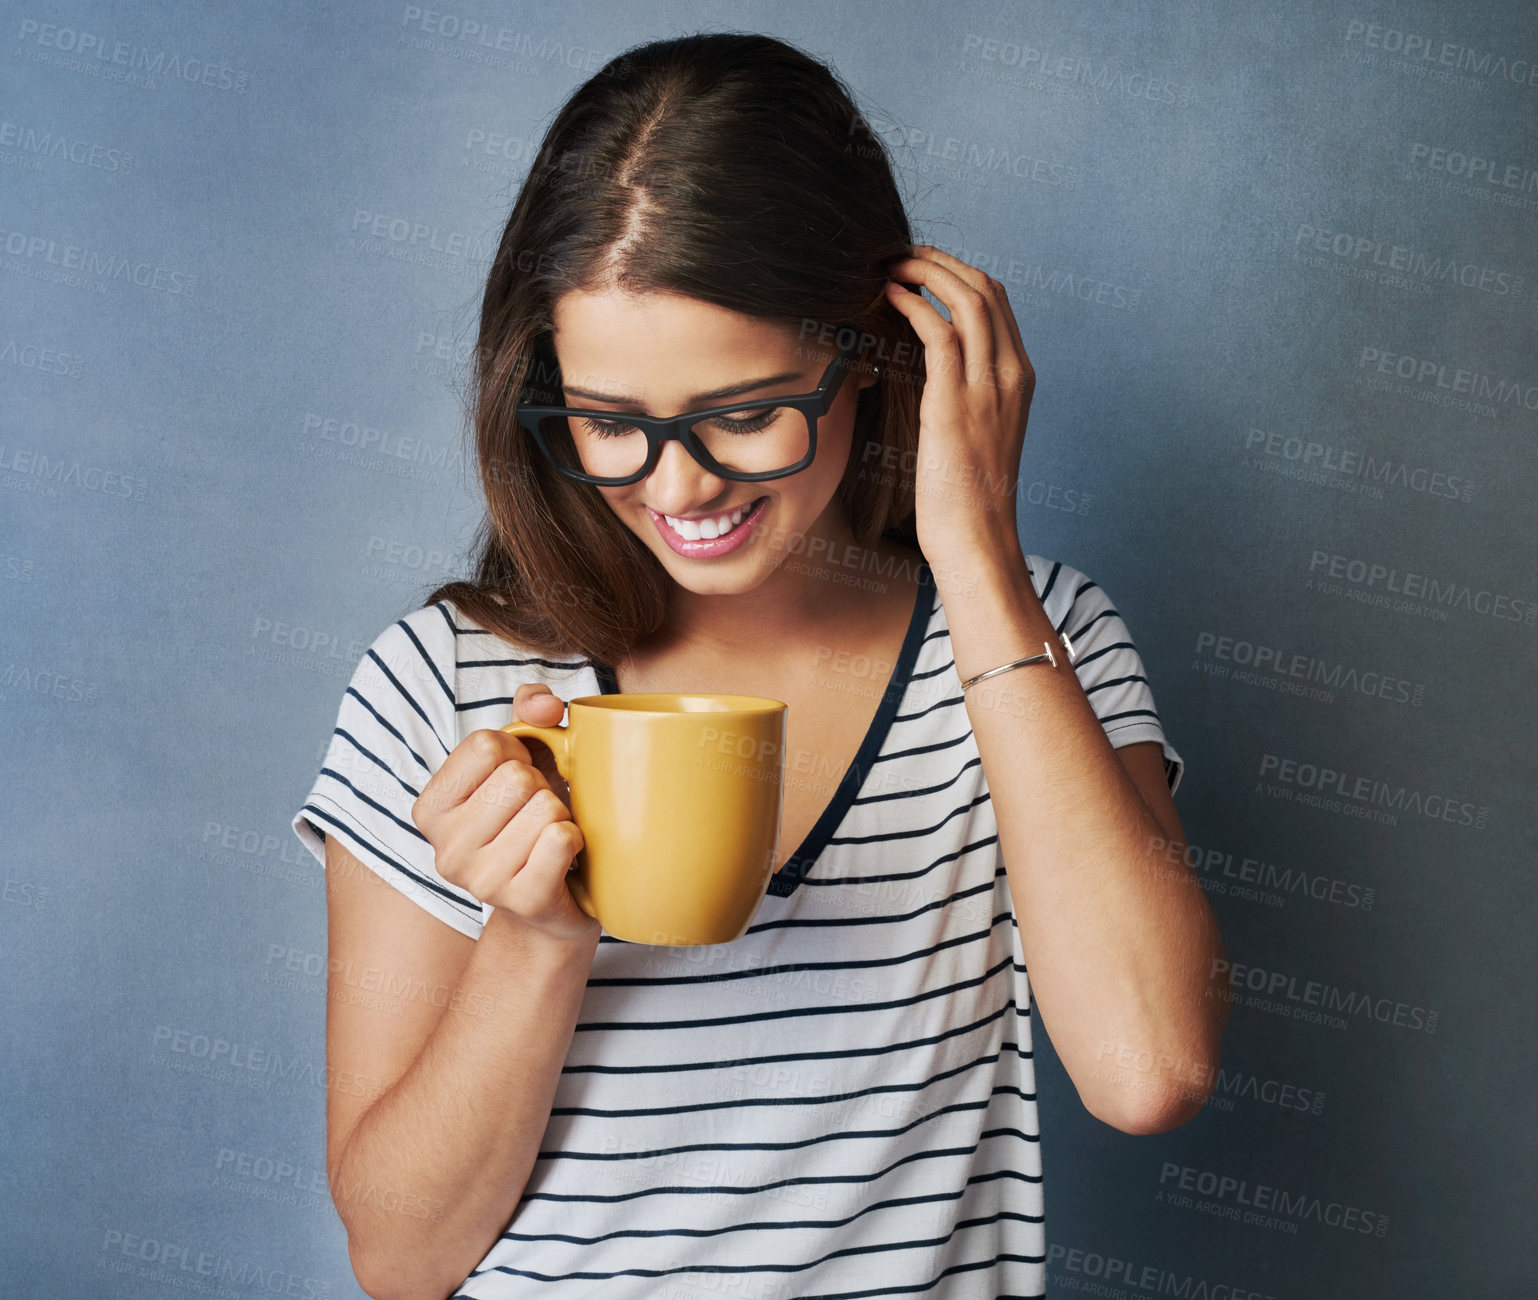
[654,496,767,542]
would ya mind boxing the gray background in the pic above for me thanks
[3,1,1535,1295]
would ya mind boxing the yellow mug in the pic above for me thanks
[503,693,787,945]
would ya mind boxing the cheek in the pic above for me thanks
[595,486,640,523]
[814,408,859,480]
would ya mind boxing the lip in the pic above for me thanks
[647,497,769,558]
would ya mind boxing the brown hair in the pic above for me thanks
[423,31,926,666]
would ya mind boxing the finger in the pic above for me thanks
[895,247,1029,396]
[414,729,535,832]
[885,253,997,389]
[894,247,1024,395]
[505,820,588,922]
[452,756,558,862]
[481,783,571,893]
[883,280,965,404]
[514,682,565,724]
[509,684,570,803]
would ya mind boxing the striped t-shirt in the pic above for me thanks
[293,553,1184,1299]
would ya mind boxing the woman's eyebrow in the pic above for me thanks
[561,369,805,406]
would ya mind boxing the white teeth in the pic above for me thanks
[664,500,755,542]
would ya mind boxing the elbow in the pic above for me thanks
[347,1240,406,1300]
[1097,1090,1207,1136]
[348,1237,461,1300]
[1082,1046,1222,1135]
[347,1239,395,1300]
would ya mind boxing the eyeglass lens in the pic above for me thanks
[534,404,813,483]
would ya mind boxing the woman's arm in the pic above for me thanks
[940,553,1227,1134]
[881,245,1226,1133]
[324,837,600,1300]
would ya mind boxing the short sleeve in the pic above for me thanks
[292,601,490,939]
[1028,556,1186,796]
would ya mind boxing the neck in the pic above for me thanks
[654,504,911,662]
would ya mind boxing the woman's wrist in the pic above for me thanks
[481,905,601,972]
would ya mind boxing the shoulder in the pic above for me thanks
[316,596,591,825]
[1019,553,1105,630]
[1014,552,1146,670]
[378,599,599,739]
[1017,554,1187,794]
[359,599,591,696]
[360,600,464,695]
[922,551,1104,636]
[334,601,468,771]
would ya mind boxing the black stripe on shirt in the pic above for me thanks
[365,646,451,759]
[518,1134,1030,1208]
[396,617,454,705]
[503,1175,1029,1247]
[548,1046,1036,1121]
[331,725,422,801]
[539,1081,1037,1166]
[561,1003,1033,1081]
[573,953,1014,1033]
[805,832,998,886]
[853,753,982,804]
[587,908,1007,990]
[300,801,482,915]
[341,686,432,776]
[830,792,991,846]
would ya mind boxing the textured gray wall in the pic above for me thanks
[3,1,1534,1295]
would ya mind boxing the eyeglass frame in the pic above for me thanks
[513,332,863,486]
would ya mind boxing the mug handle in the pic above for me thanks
[499,720,596,921]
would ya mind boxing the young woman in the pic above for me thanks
[294,32,1226,1300]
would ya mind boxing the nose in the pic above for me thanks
[643,438,731,516]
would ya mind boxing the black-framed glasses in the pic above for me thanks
[514,334,861,486]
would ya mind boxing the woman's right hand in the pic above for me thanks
[411,683,599,944]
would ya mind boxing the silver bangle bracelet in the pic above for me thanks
[959,631,1077,692]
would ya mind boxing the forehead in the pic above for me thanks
[550,289,803,381]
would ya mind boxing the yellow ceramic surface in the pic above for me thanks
[503,693,787,945]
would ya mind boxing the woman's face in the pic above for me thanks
[548,288,876,597]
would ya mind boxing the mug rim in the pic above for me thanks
[566,692,786,715]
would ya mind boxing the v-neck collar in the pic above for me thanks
[591,559,937,899]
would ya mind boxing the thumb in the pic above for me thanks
[511,684,569,801]
[515,683,566,725]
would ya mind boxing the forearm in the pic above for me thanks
[938,547,1226,1129]
[336,909,599,1299]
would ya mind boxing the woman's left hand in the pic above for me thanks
[882,245,1035,571]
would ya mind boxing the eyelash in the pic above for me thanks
[578,408,781,439]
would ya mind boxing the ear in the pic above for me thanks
[853,361,880,392]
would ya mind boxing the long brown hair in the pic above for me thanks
[423,31,927,665]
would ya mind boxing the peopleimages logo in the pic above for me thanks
[98,1229,327,1297]
[1259,750,1491,830]
[1402,141,1538,216]
[1211,958,1438,1034]
[0,118,134,173]
[1307,549,1534,627]
[1195,627,1426,706]
[15,19,254,92]
[1046,1243,1277,1299]
[1243,428,1474,504]
[1343,19,1538,91]
[959,32,1198,107]
[1407,143,1538,194]
[866,113,1080,189]
[1148,834,1376,912]
[1357,346,1538,412]
[956,243,1142,312]
[0,226,197,295]
[1294,223,1522,295]
[1159,1162,1390,1237]
[398,5,606,73]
